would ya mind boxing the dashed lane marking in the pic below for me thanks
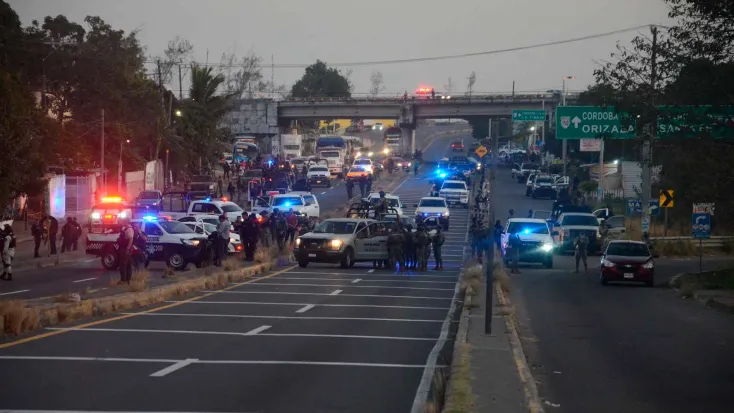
[120,312,447,323]
[164,300,449,310]
[295,304,316,313]
[46,327,439,341]
[246,276,457,284]
[351,278,362,284]
[150,358,198,377]
[329,289,343,296]
[202,290,451,300]
[245,325,272,335]
[240,282,454,291]
[0,289,30,297]
[72,277,98,283]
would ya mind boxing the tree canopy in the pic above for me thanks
[291,60,352,98]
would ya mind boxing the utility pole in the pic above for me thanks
[101,109,105,195]
[178,62,183,100]
[271,54,275,99]
[640,26,658,238]
[562,76,575,175]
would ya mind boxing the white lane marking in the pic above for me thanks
[411,259,463,413]
[246,282,454,291]
[281,271,457,279]
[254,276,456,284]
[295,304,316,313]
[203,290,450,300]
[245,325,271,335]
[165,300,449,310]
[0,289,30,297]
[367,269,375,273]
[320,191,327,195]
[329,289,343,296]
[0,356,446,369]
[121,312,445,323]
[351,278,362,284]
[72,277,98,283]
[46,327,438,341]
[150,358,198,377]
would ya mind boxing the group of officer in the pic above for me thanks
[384,222,445,271]
[233,208,319,261]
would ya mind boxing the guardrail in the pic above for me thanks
[650,236,734,248]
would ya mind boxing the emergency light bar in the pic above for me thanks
[143,215,157,222]
[102,196,123,203]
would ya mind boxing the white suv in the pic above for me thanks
[414,197,450,230]
[270,194,320,218]
[439,180,469,208]
[352,157,374,173]
[307,165,331,187]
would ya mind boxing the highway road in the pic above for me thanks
[0,124,470,302]
[491,167,734,413]
[0,125,473,413]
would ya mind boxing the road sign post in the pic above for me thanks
[692,212,711,273]
[512,109,546,122]
[556,106,636,139]
[475,145,488,158]
[660,189,674,236]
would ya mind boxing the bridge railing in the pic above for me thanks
[280,93,580,105]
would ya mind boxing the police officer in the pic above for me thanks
[31,219,43,258]
[270,208,280,246]
[117,217,135,282]
[598,219,610,251]
[471,221,486,262]
[507,231,522,273]
[358,176,367,198]
[241,213,260,261]
[403,224,415,269]
[366,175,373,194]
[301,165,308,177]
[387,227,405,270]
[274,211,288,250]
[131,222,148,271]
[432,226,445,270]
[374,164,381,181]
[574,232,589,273]
[377,191,389,215]
[215,214,231,266]
[259,211,271,248]
[346,179,355,200]
[415,224,430,271]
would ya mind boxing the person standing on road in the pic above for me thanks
[387,227,405,270]
[413,161,419,176]
[117,217,134,283]
[215,214,231,266]
[574,233,589,274]
[259,211,271,248]
[71,218,82,251]
[432,226,445,270]
[60,217,74,253]
[31,219,43,258]
[598,219,610,251]
[0,225,16,281]
[227,181,235,201]
[507,231,522,274]
[223,162,230,180]
[346,179,354,200]
[494,220,503,252]
[387,158,395,175]
[285,209,299,245]
[47,215,58,255]
[131,222,148,271]
[374,165,381,181]
[275,212,288,251]
[415,224,430,271]
[403,225,415,269]
[358,176,367,198]
[241,213,260,261]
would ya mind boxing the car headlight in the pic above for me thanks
[407,162,412,166]
[91,212,101,219]
[541,243,553,252]
[118,211,127,218]
[602,259,615,268]
[330,239,342,250]
[183,239,200,247]
[443,211,449,217]
[642,260,654,269]
[295,238,301,246]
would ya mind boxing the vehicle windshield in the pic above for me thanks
[320,151,340,158]
[188,222,218,234]
[273,197,303,207]
[507,222,549,235]
[349,167,366,173]
[159,221,196,234]
[523,164,539,170]
[606,242,651,257]
[310,167,328,172]
[312,220,357,234]
[561,215,599,226]
[221,204,243,213]
[535,178,552,184]
[419,199,447,208]
[138,191,160,199]
[291,159,305,166]
[354,159,371,165]
[441,182,466,190]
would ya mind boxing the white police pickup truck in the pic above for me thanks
[365,192,405,216]
[294,218,389,268]
[85,217,209,271]
[438,180,469,208]
[501,218,554,268]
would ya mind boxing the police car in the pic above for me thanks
[85,216,209,271]
[180,220,243,254]
[414,197,450,230]
[365,192,405,216]
[294,218,389,268]
[501,218,554,268]
[89,196,133,229]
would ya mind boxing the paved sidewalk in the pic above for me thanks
[465,279,530,412]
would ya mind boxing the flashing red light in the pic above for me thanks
[235,244,243,252]
[221,197,229,202]
[101,196,123,203]
[257,216,263,223]
[103,214,114,220]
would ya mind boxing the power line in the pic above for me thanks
[152,24,657,69]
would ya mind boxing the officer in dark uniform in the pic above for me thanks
[432,226,445,270]
[241,213,260,261]
[403,224,415,269]
[387,226,405,270]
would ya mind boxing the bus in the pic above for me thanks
[233,141,259,164]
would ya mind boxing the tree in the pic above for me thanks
[156,36,193,89]
[444,77,455,96]
[219,50,267,99]
[291,60,352,98]
[176,64,234,172]
[369,71,385,97]
[667,0,734,64]
[466,71,476,97]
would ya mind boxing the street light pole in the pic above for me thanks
[101,109,105,196]
[118,140,130,193]
[562,76,575,175]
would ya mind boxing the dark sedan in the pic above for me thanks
[600,240,659,287]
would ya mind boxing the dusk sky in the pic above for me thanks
[11,0,672,97]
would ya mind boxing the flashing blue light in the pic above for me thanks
[205,197,211,202]
[436,169,442,174]
[439,173,447,178]
[423,213,429,216]
[143,215,157,222]
[285,202,292,207]
[522,229,530,234]
[267,160,274,166]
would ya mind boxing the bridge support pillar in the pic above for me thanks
[400,126,415,157]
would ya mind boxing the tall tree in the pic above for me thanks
[291,60,352,98]
[369,70,385,97]
[219,50,265,99]
[156,36,194,94]
[666,0,734,63]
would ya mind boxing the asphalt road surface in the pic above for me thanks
[0,124,470,302]
[0,126,473,413]
[490,167,734,413]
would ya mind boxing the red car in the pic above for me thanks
[451,141,464,151]
[600,240,659,287]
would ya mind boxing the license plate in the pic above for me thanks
[316,180,321,183]
[308,253,316,258]
[624,273,634,279]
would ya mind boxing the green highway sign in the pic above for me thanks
[556,106,635,139]
[657,105,734,139]
[512,109,546,122]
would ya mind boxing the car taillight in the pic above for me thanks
[235,244,243,251]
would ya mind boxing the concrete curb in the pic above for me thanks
[441,286,473,412]
[494,282,544,413]
[0,259,289,337]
